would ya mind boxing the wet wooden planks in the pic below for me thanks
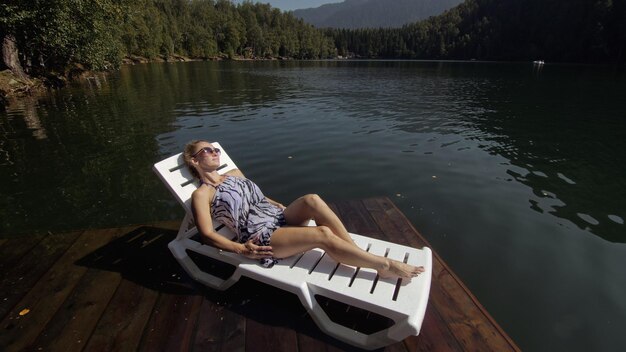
[0,198,519,351]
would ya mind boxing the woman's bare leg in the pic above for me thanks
[283,194,355,244]
[270,226,424,279]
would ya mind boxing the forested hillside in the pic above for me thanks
[1,0,624,95]
[1,0,335,81]
[330,0,625,62]
[293,0,463,29]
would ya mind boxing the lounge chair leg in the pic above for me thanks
[298,287,396,350]
[176,213,196,240]
[168,240,242,290]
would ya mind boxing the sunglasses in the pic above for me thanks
[192,147,221,158]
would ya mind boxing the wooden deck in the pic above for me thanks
[0,197,520,351]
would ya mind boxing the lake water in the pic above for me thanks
[1,60,625,351]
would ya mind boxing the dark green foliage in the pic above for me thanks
[1,0,335,79]
[327,0,626,63]
[118,0,336,60]
[116,0,334,60]
[2,0,623,80]
[1,0,126,73]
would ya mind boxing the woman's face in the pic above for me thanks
[191,142,221,170]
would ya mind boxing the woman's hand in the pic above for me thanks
[240,239,273,259]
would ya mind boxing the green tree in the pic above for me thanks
[1,0,126,78]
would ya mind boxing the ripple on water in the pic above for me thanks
[557,172,576,185]
[608,214,624,225]
[577,213,600,225]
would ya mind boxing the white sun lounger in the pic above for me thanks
[153,143,432,350]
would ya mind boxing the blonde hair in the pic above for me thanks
[183,139,209,179]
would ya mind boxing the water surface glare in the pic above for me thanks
[1,60,625,351]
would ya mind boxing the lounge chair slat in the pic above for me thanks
[374,245,405,300]
[349,268,378,290]
[352,236,371,252]
[292,249,324,272]
[328,262,357,288]
[310,251,338,277]
[349,241,387,294]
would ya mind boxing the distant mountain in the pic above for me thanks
[292,0,464,29]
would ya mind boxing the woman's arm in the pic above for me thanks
[191,187,273,258]
[191,188,246,253]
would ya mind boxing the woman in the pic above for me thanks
[184,140,424,279]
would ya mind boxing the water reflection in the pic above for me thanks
[349,63,623,243]
[6,95,48,140]
[458,65,626,243]
[253,61,626,243]
[302,62,625,243]
[0,62,297,235]
[1,61,624,244]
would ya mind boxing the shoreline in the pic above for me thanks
[121,53,295,65]
[1,54,297,105]
[0,70,46,105]
[3,56,617,105]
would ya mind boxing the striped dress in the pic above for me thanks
[210,176,286,267]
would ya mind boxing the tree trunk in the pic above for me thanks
[2,34,30,82]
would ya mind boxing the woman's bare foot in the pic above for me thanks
[378,259,425,279]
